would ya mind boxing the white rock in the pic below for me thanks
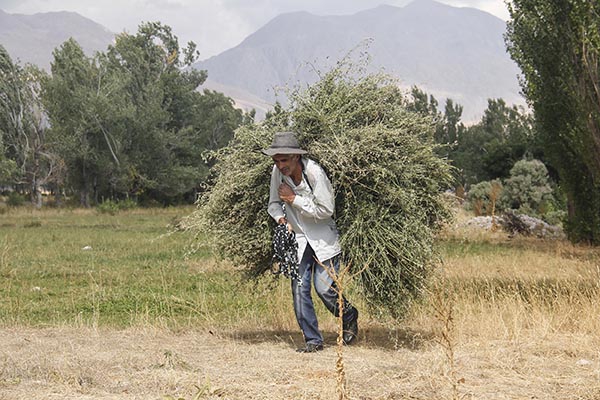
[576,359,592,366]
[82,245,92,250]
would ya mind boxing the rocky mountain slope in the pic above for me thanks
[0,9,114,69]
[195,0,524,121]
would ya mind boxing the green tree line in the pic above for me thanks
[0,24,556,215]
[0,22,245,208]
[2,9,596,246]
[408,87,548,185]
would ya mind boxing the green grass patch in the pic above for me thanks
[3,206,599,338]
[0,207,285,328]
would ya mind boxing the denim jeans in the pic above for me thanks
[291,244,357,345]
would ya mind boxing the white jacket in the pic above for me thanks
[267,158,342,262]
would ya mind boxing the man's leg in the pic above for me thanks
[292,245,323,351]
[313,255,359,344]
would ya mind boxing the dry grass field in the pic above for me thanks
[1,324,598,400]
[1,207,599,399]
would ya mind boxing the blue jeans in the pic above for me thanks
[291,244,357,345]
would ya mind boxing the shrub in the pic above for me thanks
[465,159,564,225]
[117,198,138,210]
[97,199,137,215]
[466,180,503,216]
[97,200,120,215]
[543,209,567,226]
[502,159,554,217]
[6,192,26,207]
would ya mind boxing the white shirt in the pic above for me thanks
[268,158,342,262]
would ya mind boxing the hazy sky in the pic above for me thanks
[0,0,510,60]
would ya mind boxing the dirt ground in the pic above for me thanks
[1,326,599,400]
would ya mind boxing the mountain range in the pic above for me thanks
[0,9,114,70]
[195,0,524,121]
[0,1,524,121]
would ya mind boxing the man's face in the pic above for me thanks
[272,154,299,176]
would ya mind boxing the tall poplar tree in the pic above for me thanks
[506,0,600,242]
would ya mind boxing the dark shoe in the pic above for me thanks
[342,309,359,345]
[296,343,324,353]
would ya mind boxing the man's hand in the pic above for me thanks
[278,183,296,203]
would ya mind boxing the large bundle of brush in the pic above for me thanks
[186,64,453,317]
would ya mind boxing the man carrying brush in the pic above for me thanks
[263,131,359,353]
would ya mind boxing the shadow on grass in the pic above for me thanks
[225,326,434,351]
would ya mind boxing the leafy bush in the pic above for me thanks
[543,207,567,227]
[502,159,554,217]
[464,159,564,225]
[6,192,26,207]
[117,198,138,210]
[466,180,503,216]
[97,200,120,215]
[185,62,453,318]
[97,199,138,215]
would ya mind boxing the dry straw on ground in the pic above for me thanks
[1,325,598,400]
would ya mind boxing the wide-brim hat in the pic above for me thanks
[262,131,308,156]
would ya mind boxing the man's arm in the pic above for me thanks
[267,165,286,224]
[289,163,335,220]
